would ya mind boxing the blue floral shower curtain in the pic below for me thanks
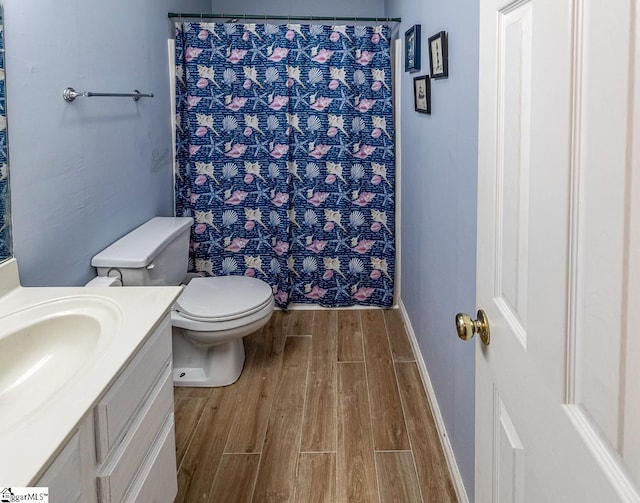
[175,21,395,308]
[0,23,10,261]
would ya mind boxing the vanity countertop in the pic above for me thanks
[0,259,182,486]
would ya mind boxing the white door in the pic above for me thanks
[471,0,640,501]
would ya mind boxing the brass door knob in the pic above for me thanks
[455,309,490,345]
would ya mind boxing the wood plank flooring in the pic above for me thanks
[174,309,457,503]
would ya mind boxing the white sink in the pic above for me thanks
[0,296,121,432]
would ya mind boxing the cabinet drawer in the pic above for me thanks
[123,415,177,503]
[94,314,171,462]
[37,432,82,503]
[97,368,174,503]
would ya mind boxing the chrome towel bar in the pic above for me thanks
[63,87,154,102]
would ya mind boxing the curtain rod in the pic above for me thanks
[167,12,401,23]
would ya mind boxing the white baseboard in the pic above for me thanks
[398,299,470,503]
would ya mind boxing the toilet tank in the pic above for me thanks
[91,217,194,286]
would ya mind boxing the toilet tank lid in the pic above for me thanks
[91,217,194,268]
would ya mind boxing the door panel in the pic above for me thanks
[567,0,632,458]
[494,0,532,347]
[494,391,524,503]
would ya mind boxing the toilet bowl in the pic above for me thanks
[90,216,274,387]
[170,276,274,386]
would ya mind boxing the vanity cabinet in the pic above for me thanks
[37,314,177,503]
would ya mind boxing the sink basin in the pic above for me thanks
[0,296,121,432]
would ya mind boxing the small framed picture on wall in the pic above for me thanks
[428,31,448,79]
[404,25,421,73]
[413,75,431,114]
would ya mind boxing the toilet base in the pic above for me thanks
[171,329,245,387]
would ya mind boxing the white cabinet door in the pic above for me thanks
[37,414,97,503]
[475,0,640,500]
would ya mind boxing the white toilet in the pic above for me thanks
[91,216,274,387]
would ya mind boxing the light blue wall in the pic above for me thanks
[385,0,478,498]
[211,0,385,18]
[4,0,208,286]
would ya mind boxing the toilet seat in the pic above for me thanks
[175,276,274,323]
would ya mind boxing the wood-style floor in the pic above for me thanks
[173,309,457,503]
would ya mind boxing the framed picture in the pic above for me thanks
[428,31,448,79]
[404,25,421,73]
[413,75,430,114]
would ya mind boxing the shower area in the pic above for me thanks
[172,15,399,309]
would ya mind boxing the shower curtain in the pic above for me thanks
[0,23,10,261]
[175,21,395,308]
